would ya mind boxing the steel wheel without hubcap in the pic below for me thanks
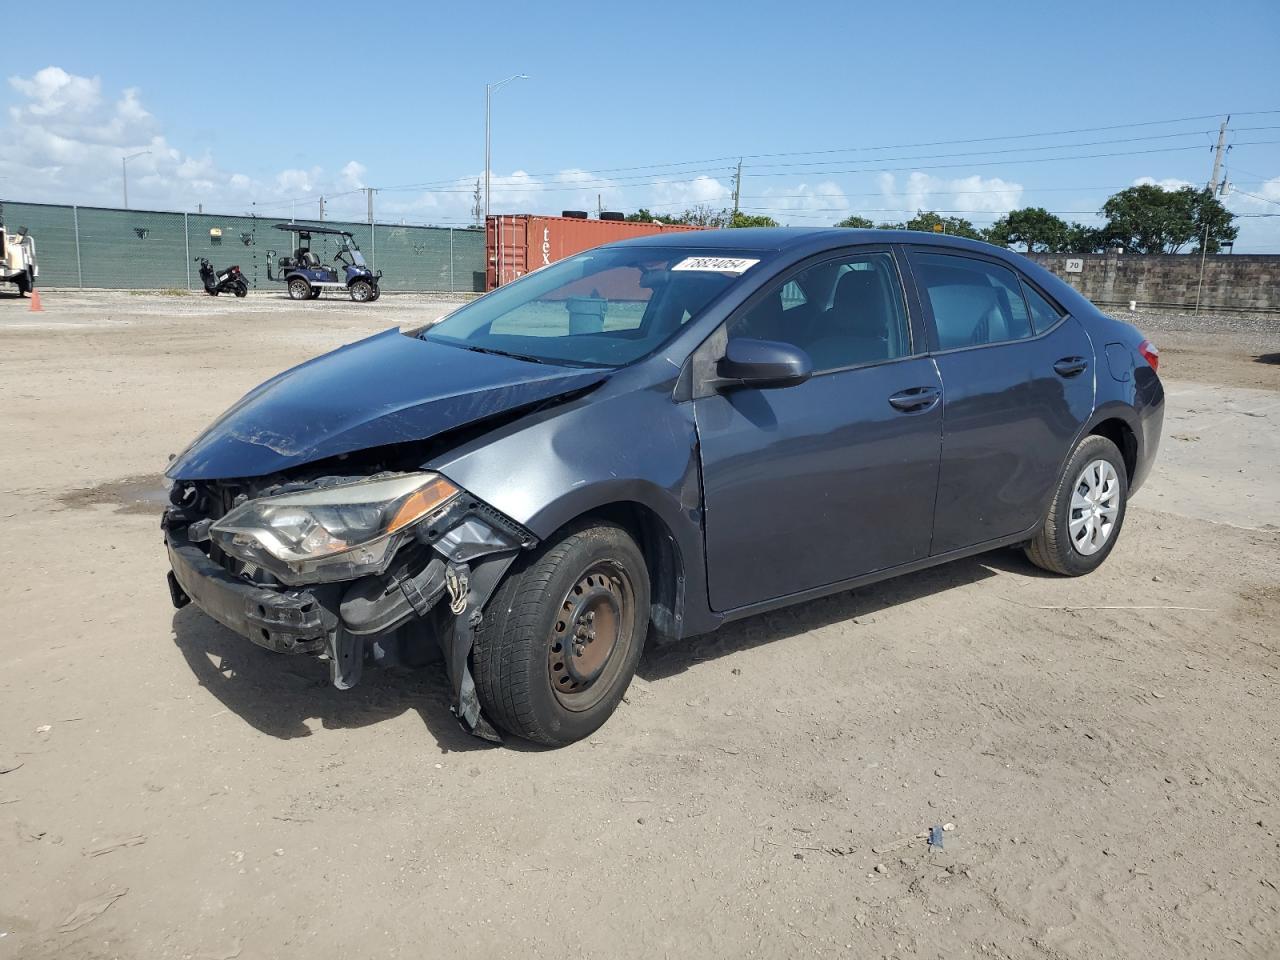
[1069,458,1120,556]
[549,560,635,712]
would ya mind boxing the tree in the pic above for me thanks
[904,210,986,242]
[728,211,779,228]
[638,206,781,228]
[984,207,1070,252]
[668,204,729,228]
[1063,221,1105,253]
[834,215,876,229]
[625,208,678,224]
[1099,185,1237,254]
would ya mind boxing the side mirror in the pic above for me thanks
[713,338,813,391]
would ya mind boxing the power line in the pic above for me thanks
[366,110,1280,192]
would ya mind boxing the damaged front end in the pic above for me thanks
[163,470,536,741]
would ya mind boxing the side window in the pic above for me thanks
[729,252,910,372]
[914,253,1034,349]
[1022,281,1064,334]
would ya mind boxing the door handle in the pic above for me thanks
[1053,356,1089,378]
[887,386,941,412]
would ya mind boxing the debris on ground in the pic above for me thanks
[83,834,147,857]
[58,888,128,933]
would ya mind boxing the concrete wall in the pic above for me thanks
[1027,252,1280,313]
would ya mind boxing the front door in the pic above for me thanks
[694,249,943,612]
[906,249,1096,554]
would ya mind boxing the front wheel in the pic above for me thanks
[1025,434,1129,576]
[472,521,650,746]
[349,278,375,302]
[287,277,311,301]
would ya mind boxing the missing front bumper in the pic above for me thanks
[166,538,333,655]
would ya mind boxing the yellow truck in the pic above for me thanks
[1,218,38,296]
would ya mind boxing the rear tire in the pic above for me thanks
[1026,434,1129,576]
[233,279,248,298]
[472,521,650,746]
[287,277,311,301]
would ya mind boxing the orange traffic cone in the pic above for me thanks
[29,288,42,312]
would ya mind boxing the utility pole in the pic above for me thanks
[319,195,325,221]
[597,193,603,217]
[1208,115,1230,196]
[365,187,375,225]
[484,74,529,221]
[121,150,150,209]
[471,179,483,228]
[731,158,742,217]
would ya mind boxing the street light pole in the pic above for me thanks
[122,150,150,209]
[484,74,528,221]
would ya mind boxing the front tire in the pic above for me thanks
[1026,434,1129,576]
[349,278,374,302]
[472,521,650,746]
[287,277,311,300]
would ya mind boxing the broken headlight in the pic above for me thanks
[210,473,459,585]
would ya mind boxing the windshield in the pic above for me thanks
[422,246,761,367]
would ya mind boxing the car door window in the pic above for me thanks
[730,252,910,372]
[1022,281,1064,334]
[914,253,1034,349]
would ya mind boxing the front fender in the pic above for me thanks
[429,383,718,637]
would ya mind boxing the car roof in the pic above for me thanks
[609,226,1010,258]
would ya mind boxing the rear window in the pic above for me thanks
[1022,282,1064,334]
[914,253,1033,349]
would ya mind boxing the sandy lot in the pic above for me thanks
[0,290,1277,960]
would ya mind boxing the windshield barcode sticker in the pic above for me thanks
[671,257,760,274]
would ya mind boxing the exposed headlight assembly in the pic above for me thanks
[210,473,460,585]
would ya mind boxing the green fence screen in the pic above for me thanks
[1,201,485,293]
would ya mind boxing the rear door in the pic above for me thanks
[694,247,943,612]
[905,249,1095,554]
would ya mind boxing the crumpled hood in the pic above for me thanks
[166,328,606,480]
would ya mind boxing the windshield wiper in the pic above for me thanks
[455,343,550,363]
[455,344,550,365]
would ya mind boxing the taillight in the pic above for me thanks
[1138,339,1159,373]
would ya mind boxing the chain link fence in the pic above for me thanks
[1,201,485,293]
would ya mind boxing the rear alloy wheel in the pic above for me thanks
[287,277,311,301]
[349,278,375,302]
[472,521,649,746]
[233,279,249,298]
[1026,434,1129,576]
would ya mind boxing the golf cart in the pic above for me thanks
[266,223,381,302]
[0,214,37,297]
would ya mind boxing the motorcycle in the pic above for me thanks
[196,258,249,297]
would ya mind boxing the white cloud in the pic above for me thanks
[747,182,849,223]
[339,161,367,190]
[879,172,1024,218]
[0,66,378,219]
[1132,175,1196,191]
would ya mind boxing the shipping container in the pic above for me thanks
[485,214,705,290]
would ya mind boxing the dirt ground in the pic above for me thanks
[0,289,1277,960]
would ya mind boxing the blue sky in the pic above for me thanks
[4,0,1280,248]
